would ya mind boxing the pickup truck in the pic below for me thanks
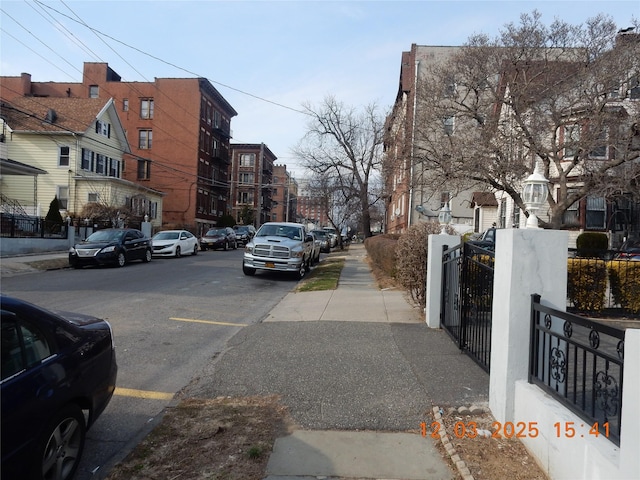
[242,222,315,278]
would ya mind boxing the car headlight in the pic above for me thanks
[69,247,76,253]
[291,248,304,258]
[101,245,116,253]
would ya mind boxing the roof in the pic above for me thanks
[471,192,498,207]
[0,158,48,176]
[1,97,111,134]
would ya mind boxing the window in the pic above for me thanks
[81,148,94,171]
[589,128,608,159]
[440,192,450,209]
[444,77,457,97]
[137,160,151,180]
[240,153,255,167]
[139,130,152,149]
[586,196,606,229]
[629,76,640,100]
[57,186,69,209]
[443,115,455,136]
[109,158,120,177]
[238,191,254,204]
[95,120,110,137]
[89,85,99,98]
[499,199,507,228]
[88,193,99,202]
[239,172,254,185]
[58,146,70,167]
[1,318,52,380]
[563,124,580,158]
[140,99,154,119]
[512,206,520,228]
[563,197,580,227]
[96,154,106,175]
[123,98,129,111]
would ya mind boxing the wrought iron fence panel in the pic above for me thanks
[441,242,494,373]
[529,294,625,446]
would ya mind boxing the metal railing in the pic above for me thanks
[0,213,68,239]
[529,294,625,445]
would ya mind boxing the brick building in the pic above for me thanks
[296,178,328,228]
[229,143,276,226]
[271,164,298,223]
[1,63,237,235]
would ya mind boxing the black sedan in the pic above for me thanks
[69,228,152,268]
[200,227,237,251]
[1,295,117,480]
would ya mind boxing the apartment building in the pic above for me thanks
[1,62,237,235]
[229,143,276,226]
[384,44,476,234]
[271,164,298,223]
[296,178,329,228]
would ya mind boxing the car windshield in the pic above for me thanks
[257,225,302,240]
[312,231,327,239]
[86,230,123,242]
[205,229,225,236]
[154,231,180,240]
[235,227,248,233]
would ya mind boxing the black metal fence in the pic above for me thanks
[0,213,69,238]
[441,242,495,372]
[529,294,625,446]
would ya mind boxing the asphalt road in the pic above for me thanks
[1,248,298,480]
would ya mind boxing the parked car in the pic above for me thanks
[243,222,314,278]
[615,239,640,260]
[323,227,339,248]
[309,231,321,265]
[468,227,496,251]
[233,225,256,246]
[69,228,152,268]
[200,227,237,251]
[1,295,117,480]
[152,230,199,257]
[311,229,331,253]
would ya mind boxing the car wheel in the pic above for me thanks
[116,252,126,267]
[175,246,181,258]
[294,261,306,279]
[192,244,198,255]
[34,404,86,480]
[143,249,152,263]
[243,264,256,276]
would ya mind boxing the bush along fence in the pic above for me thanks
[567,253,640,315]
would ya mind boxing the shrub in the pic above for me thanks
[45,196,64,233]
[395,222,443,309]
[364,234,399,279]
[576,232,608,258]
[608,260,640,314]
[567,258,607,312]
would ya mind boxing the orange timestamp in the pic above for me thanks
[421,420,610,439]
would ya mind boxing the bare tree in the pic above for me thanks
[411,11,640,229]
[293,96,386,237]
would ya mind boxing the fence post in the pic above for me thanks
[489,229,568,423]
[425,233,460,328]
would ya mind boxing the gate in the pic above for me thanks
[441,242,495,372]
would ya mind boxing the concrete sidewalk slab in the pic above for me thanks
[264,430,452,480]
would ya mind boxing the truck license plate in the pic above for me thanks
[265,262,275,268]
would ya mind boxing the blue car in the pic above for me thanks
[1,296,118,480]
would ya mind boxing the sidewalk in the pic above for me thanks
[1,245,490,479]
[185,243,490,480]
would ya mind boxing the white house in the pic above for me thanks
[1,96,164,227]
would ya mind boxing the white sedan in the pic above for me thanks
[151,230,199,257]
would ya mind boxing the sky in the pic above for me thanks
[1,0,638,178]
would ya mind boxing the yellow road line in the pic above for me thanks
[170,317,247,327]
[114,387,174,400]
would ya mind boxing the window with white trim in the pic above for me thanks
[239,172,254,185]
[81,148,93,171]
[58,146,70,167]
[586,196,606,229]
[139,130,152,149]
[88,193,99,203]
[57,186,69,209]
[443,115,455,136]
[240,153,255,167]
[140,99,154,119]
[563,124,580,158]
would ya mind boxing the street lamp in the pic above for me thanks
[522,169,549,229]
[438,202,451,234]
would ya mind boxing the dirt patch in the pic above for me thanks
[433,406,548,480]
[104,396,295,480]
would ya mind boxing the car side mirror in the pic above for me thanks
[305,234,314,242]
